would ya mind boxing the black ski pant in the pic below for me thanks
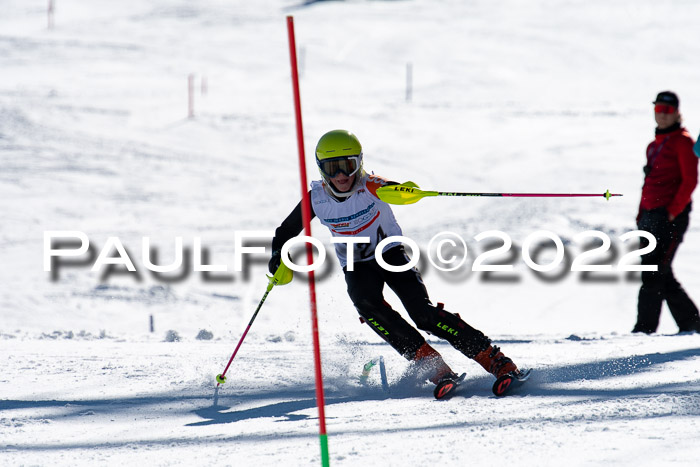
[634,205,700,333]
[344,245,491,360]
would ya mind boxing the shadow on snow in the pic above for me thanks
[1,347,699,452]
[191,346,700,426]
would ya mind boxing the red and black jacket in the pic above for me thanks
[638,123,698,219]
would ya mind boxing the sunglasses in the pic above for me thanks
[654,104,677,114]
[317,155,361,178]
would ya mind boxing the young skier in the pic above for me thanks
[269,129,526,397]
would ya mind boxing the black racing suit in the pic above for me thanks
[270,196,491,361]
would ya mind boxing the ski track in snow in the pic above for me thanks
[2,0,700,465]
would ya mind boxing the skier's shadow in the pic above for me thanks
[451,346,700,399]
[191,346,700,426]
[191,397,316,426]
[507,346,700,398]
[189,387,392,427]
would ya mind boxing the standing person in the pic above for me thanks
[633,91,700,334]
[269,129,527,398]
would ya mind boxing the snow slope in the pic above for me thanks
[1,0,700,465]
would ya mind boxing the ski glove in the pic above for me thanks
[268,250,282,275]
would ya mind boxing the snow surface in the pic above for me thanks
[2,0,700,465]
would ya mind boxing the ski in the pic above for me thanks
[433,372,467,400]
[492,368,532,397]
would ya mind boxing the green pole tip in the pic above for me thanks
[604,189,611,201]
[319,433,330,467]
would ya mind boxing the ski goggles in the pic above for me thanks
[317,155,361,178]
[654,104,677,114]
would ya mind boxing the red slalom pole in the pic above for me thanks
[287,15,330,467]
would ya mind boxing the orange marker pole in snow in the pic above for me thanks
[188,74,195,119]
[48,0,55,30]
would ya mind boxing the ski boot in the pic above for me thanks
[473,345,530,396]
[413,342,465,399]
[413,342,453,383]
